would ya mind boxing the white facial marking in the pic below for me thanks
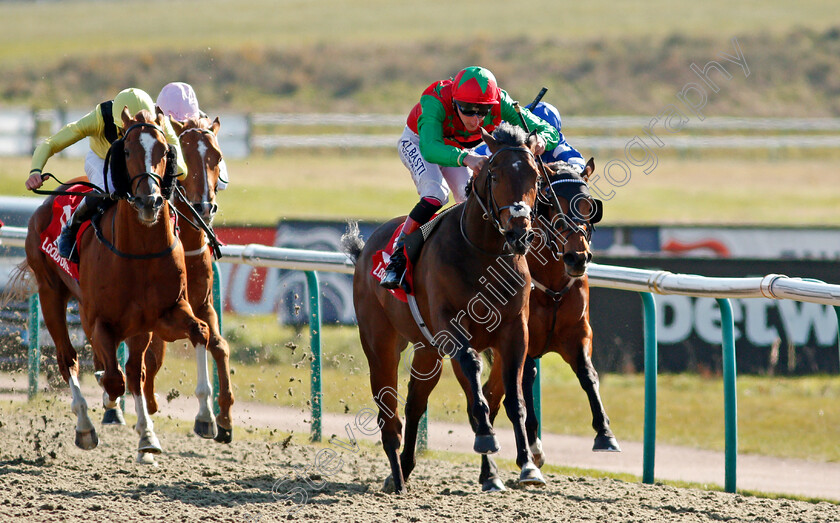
[139,133,157,172]
[509,201,532,218]
[197,141,211,201]
[512,160,522,170]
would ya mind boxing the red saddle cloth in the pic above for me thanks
[370,223,416,303]
[38,185,93,280]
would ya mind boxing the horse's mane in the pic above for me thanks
[492,122,528,147]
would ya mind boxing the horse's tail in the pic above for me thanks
[340,221,364,265]
[0,260,35,309]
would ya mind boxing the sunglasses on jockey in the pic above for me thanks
[455,101,493,118]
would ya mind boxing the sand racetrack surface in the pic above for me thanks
[1,398,838,523]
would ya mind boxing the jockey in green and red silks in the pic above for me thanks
[381,65,559,290]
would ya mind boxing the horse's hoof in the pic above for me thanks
[382,474,407,494]
[593,434,621,452]
[75,428,99,450]
[214,425,233,444]
[194,418,218,439]
[519,462,546,486]
[102,407,126,426]
[136,452,158,466]
[473,434,500,455]
[138,433,162,454]
[481,478,506,492]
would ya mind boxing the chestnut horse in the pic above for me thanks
[456,159,618,491]
[17,108,209,460]
[343,123,544,494]
[110,115,235,443]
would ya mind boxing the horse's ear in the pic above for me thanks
[481,127,499,153]
[582,157,595,181]
[169,115,185,136]
[211,116,221,135]
[120,106,132,128]
[154,108,166,127]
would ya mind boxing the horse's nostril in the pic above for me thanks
[153,195,164,209]
[563,252,578,266]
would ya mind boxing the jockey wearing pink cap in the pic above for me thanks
[157,82,229,190]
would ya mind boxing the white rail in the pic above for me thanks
[4,225,840,305]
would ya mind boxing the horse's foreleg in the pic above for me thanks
[522,355,545,466]
[574,342,620,452]
[199,304,235,443]
[143,335,166,415]
[125,332,162,460]
[452,357,506,492]
[154,301,214,439]
[400,346,443,482]
[455,345,498,455]
[498,323,543,486]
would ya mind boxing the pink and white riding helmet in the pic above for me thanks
[156,82,201,121]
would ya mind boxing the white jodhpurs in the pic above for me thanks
[397,126,472,204]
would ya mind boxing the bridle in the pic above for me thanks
[94,121,181,260]
[534,172,598,259]
[120,122,176,204]
[461,145,539,254]
[172,125,224,259]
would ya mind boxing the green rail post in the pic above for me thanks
[533,357,542,439]
[305,271,322,442]
[212,261,223,416]
[417,410,428,453]
[717,298,738,493]
[27,295,41,399]
[835,306,840,369]
[117,342,127,411]
[640,292,657,484]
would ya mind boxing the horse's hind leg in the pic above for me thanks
[572,343,620,452]
[359,319,406,494]
[124,332,163,462]
[39,286,98,450]
[399,345,443,483]
[154,301,213,439]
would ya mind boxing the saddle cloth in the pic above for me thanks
[38,185,93,280]
[369,203,462,301]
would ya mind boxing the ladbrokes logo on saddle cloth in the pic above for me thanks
[370,223,413,303]
[39,185,93,280]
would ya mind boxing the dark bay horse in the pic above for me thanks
[458,159,618,491]
[343,123,544,494]
[116,115,235,443]
[14,108,209,460]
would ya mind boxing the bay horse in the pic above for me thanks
[456,159,618,491]
[15,108,209,459]
[343,123,544,494]
[111,115,235,443]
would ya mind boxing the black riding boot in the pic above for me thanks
[380,233,408,290]
[57,196,97,261]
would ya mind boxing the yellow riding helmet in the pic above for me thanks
[112,88,156,129]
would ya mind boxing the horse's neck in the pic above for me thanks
[461,197,507,254]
